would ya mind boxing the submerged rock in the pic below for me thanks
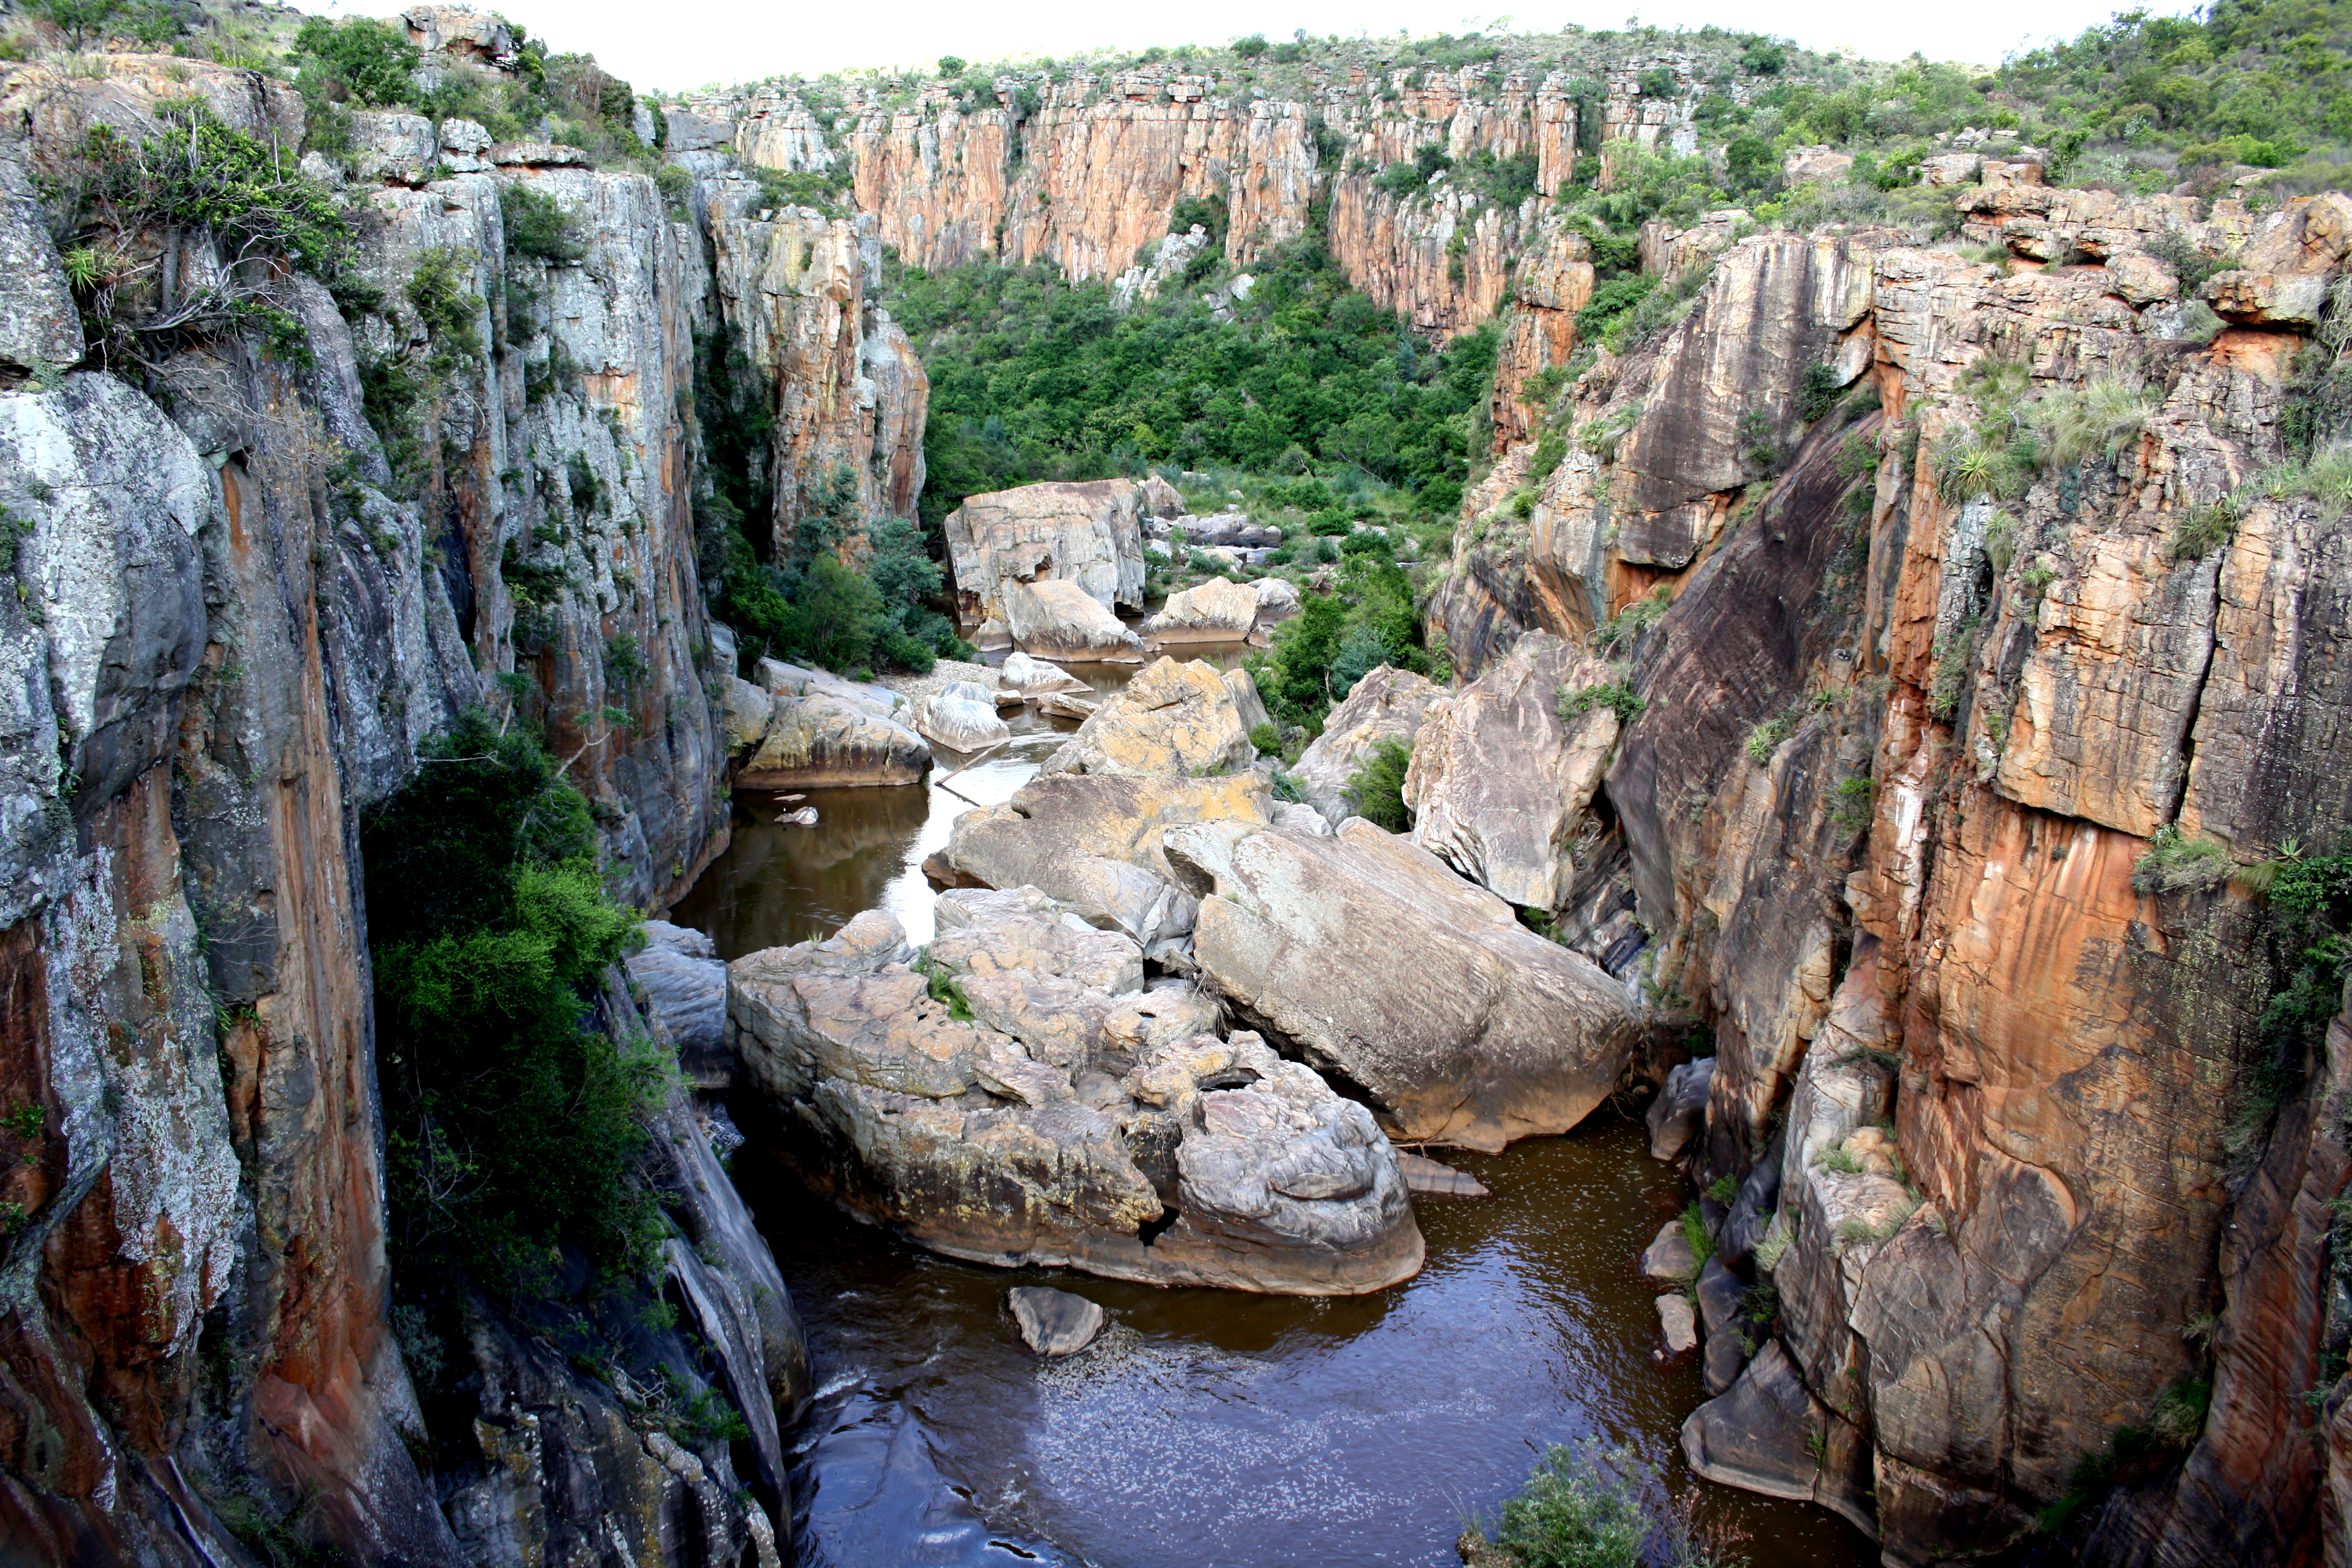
[728,897,1423,1295]
[1009,1287,1106,1355]
[1167,817,1639,1152]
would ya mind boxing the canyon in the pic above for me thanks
[0,3,2347,1566]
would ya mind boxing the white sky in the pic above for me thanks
[336,0,2193,93]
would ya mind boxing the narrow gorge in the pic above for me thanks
[1,2,2349,1565]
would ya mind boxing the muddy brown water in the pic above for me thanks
[671,650,1877,1568]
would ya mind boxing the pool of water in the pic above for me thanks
[672,649,1878,1568]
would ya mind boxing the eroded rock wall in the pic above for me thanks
[1431,185,2352,1564]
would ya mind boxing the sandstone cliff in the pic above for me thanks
[1431,175,2352,1563]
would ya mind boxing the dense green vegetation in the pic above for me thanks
[1473,1440,1739,1568]
[363,711,668,1295]
[1248,543,1442,731]
[895,240,1498,531]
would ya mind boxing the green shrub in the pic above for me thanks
[1477,1438,1748,1568]
[293,15,422,109]
[1927,619,1982,722]
[1797,361,1843,423]
[1558,680,1647,724]
[1345,737,1413,832]
[364,711,668,1295]
[503,183,586,264]
[1832,775,1875,830]
[406,247,482,359]
[2167,502,2240,564]
[1249,721,1281,756]
[1744,712,1796,765]
[1592,586,1670,651]
[2131,825,2235,895]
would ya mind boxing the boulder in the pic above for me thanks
[1143,577,1261,641]
[1224,668,1271,738]
[1253,577,1302,624]
[1781,145,1854,185]
[629,921,729,1089]
[944,479,1147,625]
[1001,578,1148,662]
[1008,1287,1105,1355]
[1920,151,1984,186]
[1647,1057,1715,1162]
[1040,658,1256,779]
[1642,1220,1699,1284]
[1680,1342,1877,1536]
[1167,818,1640,1152]
[1397,1152,1491,1200]
[942,772,1273,947]
[733,690,930,788]
[910,681,1011,754]
[1291,667,1448,826]
[727,902,1423,1295]
[1657,1294,1699,1355]
[1038,690,1100,722]
[1001,652,1089,696]
[1140,472,1187,519]
[756,658,904,720]
[1696,1255,1753,1396]
[2204,269,2332,328]
[1403,632,1621,909]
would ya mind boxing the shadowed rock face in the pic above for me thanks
[728,900,1424,1295]
[1169,818,1641,1153]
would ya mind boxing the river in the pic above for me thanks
[668,653,1878,1568]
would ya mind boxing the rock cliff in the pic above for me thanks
[0,20,912,1561]
[1430,174,2352,1563]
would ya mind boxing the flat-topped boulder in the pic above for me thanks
[1040,657,1258,779]
[1000,651,1090,697]
[1008,1287,1105,1355]
[728,898,1422,1295]
[725,678,930,788]
[1290,666,1449,825]
[941,772,1273,949]
[1166,818,1641,1152]
[1001,578,1147,662]
[1143,577,1261,642]
[944,478,1147,626]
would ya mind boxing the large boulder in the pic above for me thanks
[909,681,1011,754]
[944,478,1147,625]
[999,651,1089,696]
[728,898,1423,1295]
[1166,818,1641,1152]
[1001,578,1147,662]
[1140,472,1187,519]
[1681,1342,1876,1535]
[1290,666,1449,825]
[1403,632,1621,910]
[1647,1056,1715,1162]
[1143,577,1261,642]
[941,772,1273,947]
[1040,657,1256,779]
[730,686,930,788]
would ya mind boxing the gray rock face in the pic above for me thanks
[1402,632,1622,909]
[1647,1057,1714,1163]
[1008,1287,1108,1355]
[1169,817,1640,1152]
[1681,1342,1875,1536]
[1290,665,1448,826]
[1696,1255,1753,1395]
[0,138,82,371]
[630,921,730,1086]
[728,898,1424,1295]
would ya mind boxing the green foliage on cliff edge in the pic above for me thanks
[1472,1439,1740,1567]
[364,710,670,1296]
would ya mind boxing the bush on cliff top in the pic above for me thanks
[1474,1439,1741,1568]
[364,710,668,1295]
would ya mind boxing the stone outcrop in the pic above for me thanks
[1436,166,2352,1564]
[728,898,1424,1294]
[909,680,1011,754]
[1402,632,1622,910]
[1168,817,1641,1152]
[1008,1287,1106,1354]
[1142,575,1263,641]
[728,678,931,787]
[1290,666,1449,825]
[999,576,1148,661]
[944,479,1148,626]
[1039,656,1258,779]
